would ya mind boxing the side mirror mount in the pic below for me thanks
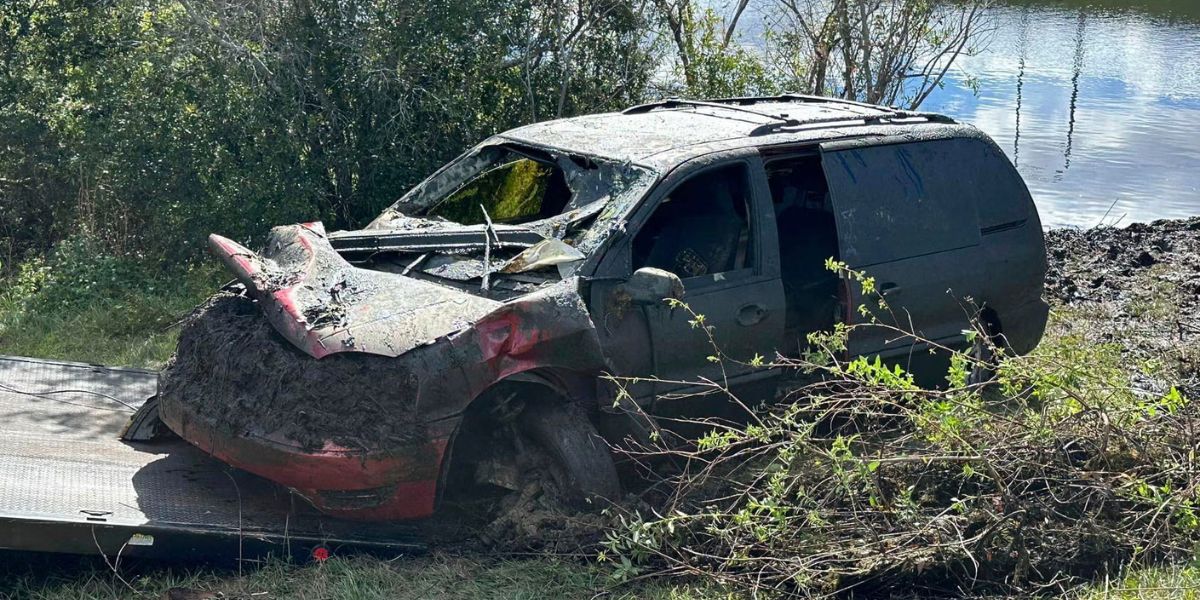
[624,267,684,305]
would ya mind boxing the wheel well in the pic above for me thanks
[977,306,1004,343]
[462,378,564,425]
[436,375,573,504]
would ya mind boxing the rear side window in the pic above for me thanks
[822,138,986,267]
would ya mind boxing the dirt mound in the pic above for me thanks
[158,290,423,451]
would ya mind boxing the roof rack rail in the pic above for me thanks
[628,93,897,112]
[623,95,956,134]
[747,110,956,136]
[623,98,800,126]
[777,93,901,112]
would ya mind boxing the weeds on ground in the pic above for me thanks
[600,265,1200,598]
[0,235,222,367]
[1070,562,1200,600]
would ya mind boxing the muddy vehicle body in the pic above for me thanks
[159,95,1049,521]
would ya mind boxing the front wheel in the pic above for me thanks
[516,399,620,508]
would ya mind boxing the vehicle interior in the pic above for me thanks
[425,150,572,225]
[766,154,840,355]
[631,164,753,278]
[628,156,841,358]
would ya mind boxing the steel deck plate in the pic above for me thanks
[0,355,423,559]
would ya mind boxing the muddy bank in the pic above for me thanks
[1043,216,1200,383]
[158,291,424,451]
[1045,216,1200,306]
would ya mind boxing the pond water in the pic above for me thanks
[715,0,1200,227]
[920,0,1200,227]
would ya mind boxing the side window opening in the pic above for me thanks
[632,164,753,280]
[767,155,840,351]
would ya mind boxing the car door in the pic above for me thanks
[819,137,984,357]
[627,151,785,393]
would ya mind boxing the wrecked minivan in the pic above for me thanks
[157,95,1049,520]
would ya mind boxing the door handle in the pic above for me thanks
[879,282,902,296]
[737,303,768,326]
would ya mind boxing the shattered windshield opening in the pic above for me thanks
[425,151,571,225]
[344,141,656,291]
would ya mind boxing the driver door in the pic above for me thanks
[628,153,785,394]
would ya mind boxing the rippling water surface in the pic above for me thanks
[922,0,1200,227]
[712,0,1200,226]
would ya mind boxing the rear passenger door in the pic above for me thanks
[820,138,984,357]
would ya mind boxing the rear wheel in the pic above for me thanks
[968,315,1005,386]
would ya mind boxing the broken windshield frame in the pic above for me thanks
[366,139,658,258]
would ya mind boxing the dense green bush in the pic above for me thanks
[0,0,659,268]
[8,235,157,313]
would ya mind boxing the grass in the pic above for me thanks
[0,259,222,368]
[1072,565,1200,600]
[0,553,716,599]
[0,293,201,368]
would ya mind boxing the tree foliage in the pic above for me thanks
[765,0,989,106]
[0,0,657,267]
[0,0,986,271]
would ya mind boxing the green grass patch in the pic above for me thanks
[0,287,214,368]
[1071,564,1200,599]
[0,237,223,368]
[0,553,716,600]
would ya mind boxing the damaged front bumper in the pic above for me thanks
[158,396,455,520]
[160,223,611,521]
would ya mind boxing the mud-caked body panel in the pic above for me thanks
[160,225,608,519]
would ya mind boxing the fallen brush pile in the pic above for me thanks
[598,228,1200,597]
[604,335,1199,597]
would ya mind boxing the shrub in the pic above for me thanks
[600,272,1199,598]
[0,235,222,367]
[7,235,156,313]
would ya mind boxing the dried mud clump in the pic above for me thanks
[159,290,423,451]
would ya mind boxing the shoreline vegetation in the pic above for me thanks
[1,217,1198,598]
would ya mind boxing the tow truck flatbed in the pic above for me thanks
[0,355,423,561]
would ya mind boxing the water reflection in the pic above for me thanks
[1013,9,1028,168]
[705,0,1200,226]
[1063,10,1085,174]
[923,1,1200,226]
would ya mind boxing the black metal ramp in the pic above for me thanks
[0,355,423,561]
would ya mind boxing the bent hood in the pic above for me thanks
[208,222,500,359]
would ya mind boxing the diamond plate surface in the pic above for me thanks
[0,356,418,547]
